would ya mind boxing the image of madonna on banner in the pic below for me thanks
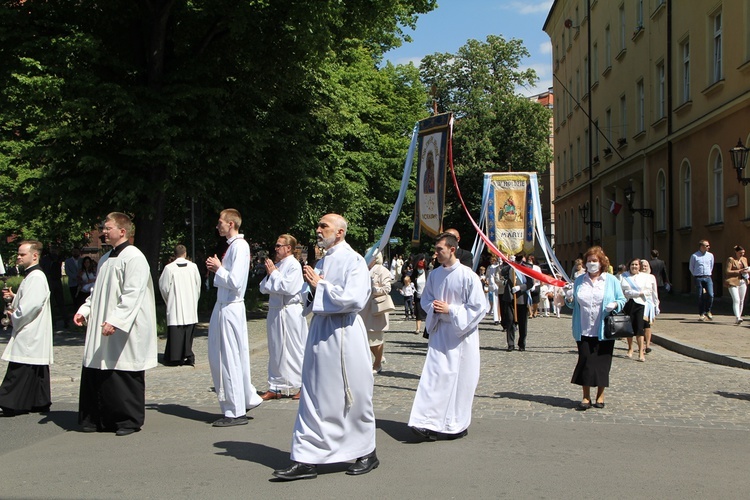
[412,113,452,245]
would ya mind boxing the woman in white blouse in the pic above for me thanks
[639,259,660,354]
[620,258,656,362]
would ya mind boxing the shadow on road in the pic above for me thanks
[490,391,578,409]
[147,403,225,424]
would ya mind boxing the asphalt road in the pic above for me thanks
[1,312,749,499]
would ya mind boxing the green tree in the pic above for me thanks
[0,0,436,268]
[419,35,553,238]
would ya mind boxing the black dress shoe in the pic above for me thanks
[273,462,318,481]
[410,426,437,441]
[439,429,468,440]
[592,402,605,409]
[115,428,139,436]
[346,450,380,475]
[576,401,591,411]
[506,346,514,352]
[518,346,526,351]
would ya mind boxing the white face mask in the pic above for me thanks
[586,262,600,274]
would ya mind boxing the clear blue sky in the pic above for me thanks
[384,0,554,97]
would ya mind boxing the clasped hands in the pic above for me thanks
[303,265,323,289]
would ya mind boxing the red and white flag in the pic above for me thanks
[609,200,623,215]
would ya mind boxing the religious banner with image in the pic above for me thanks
[412,112,452,245]
[487,173,535,255]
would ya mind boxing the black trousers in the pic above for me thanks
[0,362,51,412]
[501,301,528,349]
[79,367,145,432]
[164,324,196,365]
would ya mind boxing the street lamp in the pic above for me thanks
[623,186,654,218]
[579,203,601,228]
[728,138,750,185]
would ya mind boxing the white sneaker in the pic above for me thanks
[736,318,743,325]
[699,314,706,321]
[706,312,713,320]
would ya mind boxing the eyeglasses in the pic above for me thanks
[275,244,290,248]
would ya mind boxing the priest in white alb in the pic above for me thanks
[73,212,157,436]
[205,208,262,427]
[408,231,487,441]
[159,244,201,366]
[258,233,308,400]
[273,213,378,481]
[0,240,53,416]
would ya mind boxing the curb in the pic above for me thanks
[651,332,750,370]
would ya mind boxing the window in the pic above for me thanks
[576,69,581,102]
[657,170,667,231]
[605,26,612,67]
[712,9,723,82]
[681,162,692,227]
[584,129,590,167]
[636,0,643,28]
[583,56,589,92]
[711,151,723,223]
[568,78,573,115]
[637,79,645,132]
[681,38,690,103]
[619,4,626,50]
[592,42,599,80]
[562,32,566,53]
[593,119,600,157]
[605,109,612,145]
[562,150,567,182]
[576,137,581,173]
[569,144,574,180]
[619,95,627,140]
[656,61,665,118]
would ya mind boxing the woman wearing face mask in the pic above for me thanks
[620,258,655,362]
[565,247,626,410]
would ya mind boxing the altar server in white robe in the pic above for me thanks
[159,244,201,366]
[0,241,53,416]
[258,233,308,400]
[408,231,487,441]
[73,212,157,436]
[206,208,262,427]
[273,213,378,481]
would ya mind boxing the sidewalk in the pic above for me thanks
[648,292,750,369]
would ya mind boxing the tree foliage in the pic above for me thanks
[0,0,435,266]
[418,35,553,240]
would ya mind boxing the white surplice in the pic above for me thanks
[77,245,157,371]
[408,261,487,434]
[2,268,53,365]
[290,241,375,464]
[259,255,308,393]
[159,258,201,326]
[208,234,262,417]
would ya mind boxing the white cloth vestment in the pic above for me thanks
[408,261,487,434]
[2,268,53,365]
[77,245,157,371]
[259,255,308,392]
[208,234,262,417]
[159,258,201,326]
[290,242,375,464]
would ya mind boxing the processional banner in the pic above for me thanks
[412,112,452,245]
[487,173,535,256]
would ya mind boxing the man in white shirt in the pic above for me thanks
[273,214,377,481]
[258,234,308,400]
[206,209,263,427]
[73,212,157,436]
[408,232,487,440]
[159,245,201,366]
[0,241,53,416]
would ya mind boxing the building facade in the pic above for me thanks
[544,0,750,294]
